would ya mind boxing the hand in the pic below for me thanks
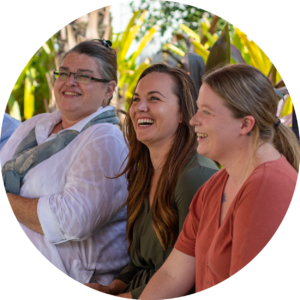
[84,283,112,294]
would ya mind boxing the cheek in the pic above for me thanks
[129,106,135,121]
[53,81,61,96]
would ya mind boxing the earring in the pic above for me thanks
[247,132,251,136]
[103,99,108,107]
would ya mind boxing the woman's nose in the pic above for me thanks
[137,99,148,112]
[66,73,78,86]
[190,113,199,126]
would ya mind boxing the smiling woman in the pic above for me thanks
[1,40,130,285]
[84,63,219,298]
[139,64,300,299]
[130,72,183,151]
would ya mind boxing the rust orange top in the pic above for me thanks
[175,155,297,292]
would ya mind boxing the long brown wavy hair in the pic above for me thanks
[118,63,198,251]
[203,64,300,171]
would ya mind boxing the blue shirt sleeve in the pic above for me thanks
[0,113,21,150]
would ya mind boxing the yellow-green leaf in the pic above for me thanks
[202,28,217,45]
[192,41,209,62]
[42,42,51,55]
[281,95,293,117]
[127,59,151,96]
[234,27,269,75]
[118,10,141,61]
[14,53,35,87]
[24,75,35,120]
[10,101,22,121]
[127,25,160,68]
[258,46,271,72]
[7,93,16,111]
[118,10,147,64]
[180,24,200,43]
[276,70,282,84]
[164,43,185,57]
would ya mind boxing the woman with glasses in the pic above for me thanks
[1,40,130,285]
[85,64,219,298]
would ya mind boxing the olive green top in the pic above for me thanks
[115,153,219,299]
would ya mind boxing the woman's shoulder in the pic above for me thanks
[185,153,219,173]
[80,123,127,158]
[240,155,297,206]
[173,153,221,202]
[85,122,125,141]
[177,153,219,183]
[250,155,297,186]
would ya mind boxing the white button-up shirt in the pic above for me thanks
[0,106,130,284]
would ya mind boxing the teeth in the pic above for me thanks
[197,133,208,138]
[138,119,155,124]
[64,92,80,95]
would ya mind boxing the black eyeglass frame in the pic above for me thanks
[53,71,110,84]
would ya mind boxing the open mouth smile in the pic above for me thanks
[63,92,81,96]
[197,133,208,140]
[137,118,155,128]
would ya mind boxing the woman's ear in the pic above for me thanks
[105,81,117,99]
[240,115,255,135]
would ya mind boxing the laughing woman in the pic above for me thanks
[1,40,130,285]
[85,64,218,298]
[140,64,300,299]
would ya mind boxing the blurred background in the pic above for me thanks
[6,0,294,131]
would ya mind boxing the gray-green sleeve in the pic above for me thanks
[174,166,218,230]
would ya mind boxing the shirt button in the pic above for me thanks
[206,280,209,284]
[207,264,209,268]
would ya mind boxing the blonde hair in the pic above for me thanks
[203,64,300,172]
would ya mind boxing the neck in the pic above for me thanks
[148,140,173,173]
[60,109,99,129]
[222,140,280,187]
[221,138,255,186]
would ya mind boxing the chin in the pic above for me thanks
[197,147,211,160]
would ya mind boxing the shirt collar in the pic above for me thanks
[35,106,114,144]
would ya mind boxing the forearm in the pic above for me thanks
[139,266,182,299]
[139,249,195,299]
[7,193,43,234]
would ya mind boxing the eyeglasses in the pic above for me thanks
[53,70,110,84]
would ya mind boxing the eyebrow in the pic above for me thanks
[59,67,94,73]
[133,91,166,98]
[197,103,214,111]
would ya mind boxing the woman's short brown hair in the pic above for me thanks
[61,40,117,103]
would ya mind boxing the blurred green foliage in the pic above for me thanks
[166,21,293,122]
[7,37,57,121]
[6,2,293,125]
